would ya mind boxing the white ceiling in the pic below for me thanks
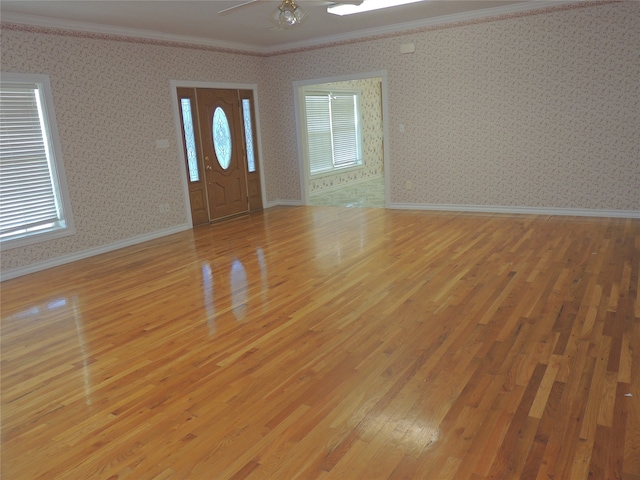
[1,0,555,53]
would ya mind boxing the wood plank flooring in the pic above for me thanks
[1,206,639,479]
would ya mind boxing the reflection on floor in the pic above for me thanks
[309,176,385,208]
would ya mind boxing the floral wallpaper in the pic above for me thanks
[0,29,265,272]
[1,0,638,275]
[260,0,639,209]
[307,77,384,194]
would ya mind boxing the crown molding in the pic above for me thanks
[1,1,611,56]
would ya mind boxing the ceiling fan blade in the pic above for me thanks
[217,0,261,15]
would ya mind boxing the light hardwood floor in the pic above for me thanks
[1,206,639,479]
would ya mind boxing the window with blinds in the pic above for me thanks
[0,73,73,248]
[304,91,362,175]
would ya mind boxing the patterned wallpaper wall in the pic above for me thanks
[308,78,384,194]
[1,0,638,274]
[0,30,265,271]
[260,1,639,208]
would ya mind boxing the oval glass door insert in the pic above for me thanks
[212,107,232,170]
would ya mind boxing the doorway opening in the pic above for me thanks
[294,72,389,208]
[173,84,263,226]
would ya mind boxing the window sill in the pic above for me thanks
[0,224,75,251]
[310,163,364,179]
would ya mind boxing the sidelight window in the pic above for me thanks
[242,99,256,173]
[179,98,200,182]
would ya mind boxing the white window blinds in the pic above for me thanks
[0,75,72,246]
[304,92,361,175]
[305,94,333,173]
[330,94,360,168]
[0,84,60,237]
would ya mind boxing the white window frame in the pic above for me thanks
[0,73,74,250]
[302,87,363,177]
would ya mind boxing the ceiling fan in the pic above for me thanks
[218,0,363,29]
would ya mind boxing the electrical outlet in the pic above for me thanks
[159,203,170,213]
[405,180,413,190]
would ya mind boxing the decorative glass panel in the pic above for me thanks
[180,98,199,182]
[242,99,256,173]
[212,107,232,170]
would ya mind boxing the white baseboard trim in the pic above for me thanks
[265,200,304,208]
[1,223,191,281]
[389,203,640,219]
[9,204,633,281]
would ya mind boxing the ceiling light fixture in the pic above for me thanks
[270,0,308,28]
[327,0,423,16]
